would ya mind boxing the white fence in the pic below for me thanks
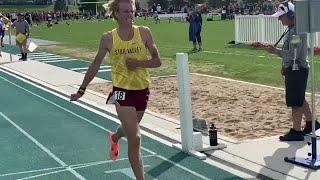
[158,13,187,21]
[235,15,320,46]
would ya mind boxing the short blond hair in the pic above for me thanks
[104,0,135,20]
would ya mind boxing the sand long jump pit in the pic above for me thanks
[88,73,320,141]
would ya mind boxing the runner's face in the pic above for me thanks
[116,2,135,25]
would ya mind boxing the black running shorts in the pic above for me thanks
[285,67,308,107]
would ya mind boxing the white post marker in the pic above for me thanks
[172,53,226,160]
[174,53,194,151]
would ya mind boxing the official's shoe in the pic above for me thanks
[279,128,304,141]
[302,121,320,135]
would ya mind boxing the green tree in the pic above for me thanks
[54,0,67,12]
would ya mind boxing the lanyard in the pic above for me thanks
[274,28,289,47]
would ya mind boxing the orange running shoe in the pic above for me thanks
[108,132,119,160]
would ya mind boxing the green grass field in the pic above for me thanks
[28,18,320,89]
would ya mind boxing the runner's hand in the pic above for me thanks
[126,58,139,70]
[70,92,84,101]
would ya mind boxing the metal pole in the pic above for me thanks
[310,32,317,160]
[9,19,12,62]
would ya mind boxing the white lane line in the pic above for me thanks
[29,53,90,63]
[17,169,68,180]
[81,69,111,73]
[97,69,112,72]
[42,59,78,63]
[27,56,58,59]
[16,155,155,180]
[70,67,88,71]
[33,57,67,61]
[0,73,211,180]
[80,69,112,74]
[28,52,52,55]
[71,154,156,169]
[155,154,210,180]
[104,165,153,179]
[0,112,86,180]
[70,65,110,71]
[0,166,64,177]
[28,55,58,58]
[28,55,60,58]
[21,53,54,56]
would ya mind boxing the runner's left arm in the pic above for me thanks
[126,27,161,70]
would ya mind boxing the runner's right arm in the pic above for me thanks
[70,32,112,101]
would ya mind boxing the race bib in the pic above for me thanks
[106,91,126,104]
[114,91,126,100]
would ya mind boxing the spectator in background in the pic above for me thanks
[154,12,160,24]
[12,13,30,61]
[221,6,227,20]
[168,6,173,13]
[156,4,161,13]
[142,8,148,20]
[152,3,156,11]
[195,5,203,51]
[25,12,33,26]
[152,3,156,16]
[47,13,53,28]
[187,6,202,52]
[11,12,17,23]
[0,13,10,48]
